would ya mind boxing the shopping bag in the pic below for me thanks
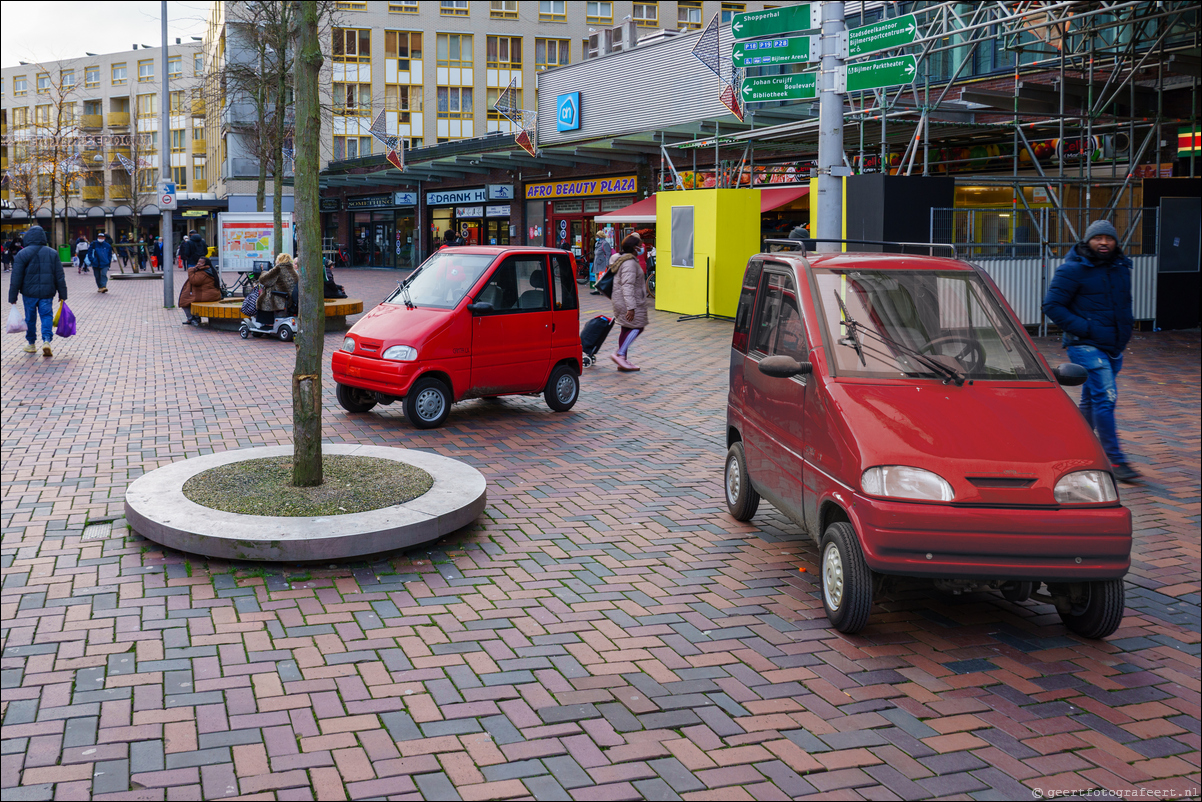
[53,301,62,326]
[55,303,76,337]
[6,305,27,334]
[241,286,260,316]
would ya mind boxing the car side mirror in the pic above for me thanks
[758,355,813,378]
[1053,363,1087,387]
[467,302,494,315]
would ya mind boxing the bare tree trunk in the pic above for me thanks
[272,5,290,257]
[256,97,268,213]
[292,0,324,488]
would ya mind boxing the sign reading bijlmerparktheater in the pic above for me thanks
[524,175,637,200]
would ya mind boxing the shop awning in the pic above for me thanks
[594,194,658,224]
[760,186,809,212]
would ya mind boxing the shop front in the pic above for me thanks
[524,175,640,267]
[426,185,513,249]
[347,191,418,269]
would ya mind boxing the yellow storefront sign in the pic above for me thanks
[524,175,638,200]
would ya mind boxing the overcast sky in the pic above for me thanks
[1,1,210,68]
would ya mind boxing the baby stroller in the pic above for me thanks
[239,283,299,342]
[581,314,615,367]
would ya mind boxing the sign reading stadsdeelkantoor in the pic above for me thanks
[847,14,919,58]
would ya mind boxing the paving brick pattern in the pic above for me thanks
[2,269,1198,800]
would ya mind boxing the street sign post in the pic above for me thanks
[841,55,918,92]
[732,35,819,67]
[158,181,178,210]
[732,4,821,40]
[741,72,819,103]
[847,14,919,58]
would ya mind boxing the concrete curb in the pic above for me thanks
[124,444,486,562]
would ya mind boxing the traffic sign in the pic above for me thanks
[732,4,821,41]
[741,72,819,104]
[841,55,918,92]
[732,35,819,67]
[848,14,919,58]
[158,181,177,211]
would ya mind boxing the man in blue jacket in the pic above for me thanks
[1042,219,1138,483]
[8,225,67,357]
[89,231,114,292]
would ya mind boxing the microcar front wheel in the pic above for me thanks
[724,442,759,521]
[820,522,873,634]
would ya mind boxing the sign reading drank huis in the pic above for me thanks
[525,175,638,200]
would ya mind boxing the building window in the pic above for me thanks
[11,107,29,128]
[436,34,473,68]
[60,102,75,125]
[14,75,28,95]
[85,66,100,88]
[539,0,566,22]
[112,63,128,85]
[193,125,206,141]
[84,99,102,115]
[138,59,155,82]
[586,1,613,24]
[678,0,703,30]
[388,1,419,12]
[61,69,75,88]
[136,93,157,118]
[171,129,187,153]
[436,86,472,119]
[440,0,469,16]
[193,162,207,182]
[721,2,745,24]
[35,105,51,125]
[535,39,570,70]
[633,2,658,26]
[333,135,373,160]
[487,36,522,70]
[385,30,422,69]
[173,165,187,189]
[194,53,205,75]
[169,91,185,114]
[333,28,371,63]
[336,1,366,9]
[385,84,422,122]
[334,82,372,115]
[37,73,51,93]
[490,0,518,19]
[168,55,182,79]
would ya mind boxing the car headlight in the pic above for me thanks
[1054,470,1118,504]
[382,345,417,361]
[341,337,355,353]
[862,466,955,502]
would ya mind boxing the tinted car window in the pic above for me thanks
[477,256,549,312]
[732,259,762,353]
[551,253,578,310]
[751,271,807,361]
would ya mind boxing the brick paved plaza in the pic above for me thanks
[2,268,1199,801]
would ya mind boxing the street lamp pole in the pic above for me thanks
[160,0,174,305]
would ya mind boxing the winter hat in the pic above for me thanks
[1082,219,1118,242]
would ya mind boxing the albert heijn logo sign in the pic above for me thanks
[556,92,580,132]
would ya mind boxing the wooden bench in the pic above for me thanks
[190,297,364,332]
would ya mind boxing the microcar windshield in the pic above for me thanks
[387,251,495,309]
[813,268,1048,381]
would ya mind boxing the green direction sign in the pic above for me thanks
[741,72,819,104]
[848,14,919,57]
[844,55,918,92]
[732,35,819,68]
[732,4,821,41]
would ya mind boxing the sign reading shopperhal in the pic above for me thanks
[524,175,637,200]
[732,4,821,40]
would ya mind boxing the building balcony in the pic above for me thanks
[1,155,7,170]
[110,184,133,201]
[82,186,105,201]
[192,137,207,152]
[108,112,131,128]
[80,114,104,129]
[112,146,131,159]
[192,97,206,116]
[192,179,208,192]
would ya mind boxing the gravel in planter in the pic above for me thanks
[183,455,433,517]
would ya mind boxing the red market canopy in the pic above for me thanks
[760,186,810,212]
[594,194,658,225]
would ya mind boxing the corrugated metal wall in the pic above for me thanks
[1130,255,1158,320]
[972,255,1159,326]
[537,31,732,145]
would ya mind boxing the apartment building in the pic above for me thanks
[201,0,775,210]
[1,41,211,244]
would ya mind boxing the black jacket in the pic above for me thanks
[1043,242,1134,357]
[9,226,67,303]
[184,233,207,263]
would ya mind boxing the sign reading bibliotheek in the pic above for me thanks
[741,72,819,103]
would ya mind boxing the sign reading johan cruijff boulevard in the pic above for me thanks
[842,55,919,92]
[732,4,821,40]
[847,14,919,57]
[732,35,820,68]
[741,72,819,103]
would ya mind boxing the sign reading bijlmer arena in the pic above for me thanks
[524,175,638,200]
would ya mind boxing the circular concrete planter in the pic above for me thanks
[124,445,486,562]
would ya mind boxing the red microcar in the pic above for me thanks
[333,246,582,428]
[724,246,1132,638]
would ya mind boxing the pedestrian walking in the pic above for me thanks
[1042,219,1140,483]
[8,225,67,358]
[154,236,163,272]
[178,256,222,326]
[183,229,208,269]
[75,235,90,274]
[609,234,651,372]
[137,236,149,272]
[590,234,612,295]
[89,231,114,292]
[1,238,13,273]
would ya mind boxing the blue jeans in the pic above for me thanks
[1067,344,1126,466]
[23,296,53,344]
[93,263,110,288]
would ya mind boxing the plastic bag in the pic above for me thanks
[55,303,76,337]
[53,302,62,326]
[6,305,27,334]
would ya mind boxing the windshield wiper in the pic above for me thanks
[833,290,866,366]
[399,281,415,309]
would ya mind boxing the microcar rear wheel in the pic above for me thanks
[404,376,451,429]
[336,383,377,414]
[544,364,579,412]
[724,442,759,521]
[1058,579,1125,639]
[820,522,873,634]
